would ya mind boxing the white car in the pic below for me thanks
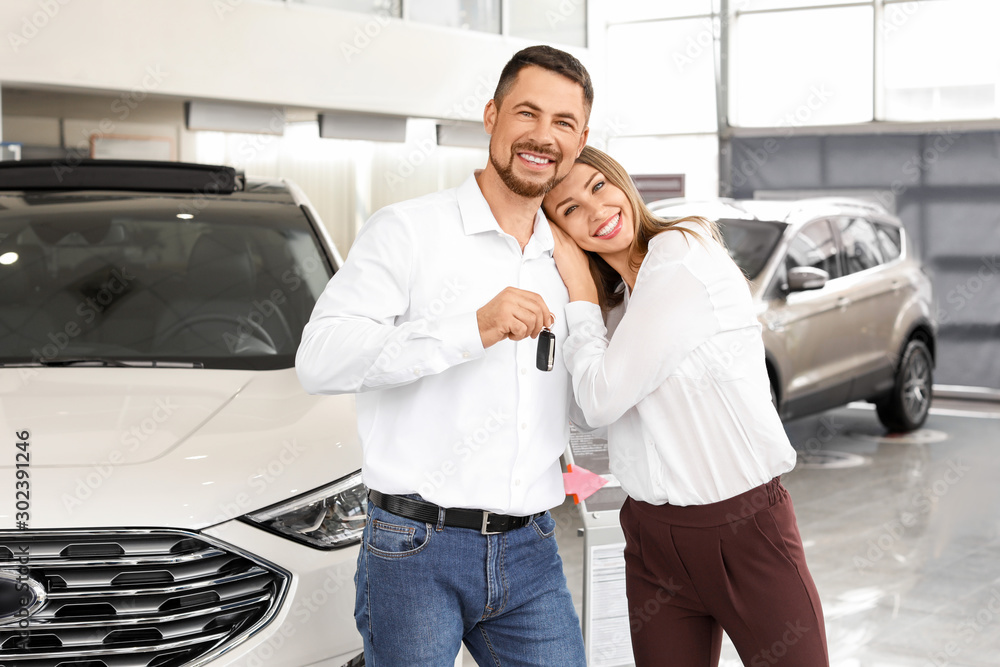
[0,160,366,666]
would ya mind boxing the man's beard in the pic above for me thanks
[490,140,564,198]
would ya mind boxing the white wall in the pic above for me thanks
[0,0,596,127]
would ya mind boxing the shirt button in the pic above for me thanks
[520,367,527,375]
[520,423,527,430]
[514,479,522,486]
[463,352,470,359]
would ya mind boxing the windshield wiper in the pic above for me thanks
[1,358,204,368]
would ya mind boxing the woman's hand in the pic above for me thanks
[550,220,600,305]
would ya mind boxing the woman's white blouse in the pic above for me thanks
[562,228,796,507]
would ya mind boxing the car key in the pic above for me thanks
[536,327,555,371]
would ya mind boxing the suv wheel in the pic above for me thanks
[875,339,932,433]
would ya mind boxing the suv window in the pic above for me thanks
[0,193,333,370]
[837,217,884,274]
[785,219,840,279]
[716,219,785,280]
[874,222,902,262]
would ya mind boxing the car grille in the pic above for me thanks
[0,529,289,667]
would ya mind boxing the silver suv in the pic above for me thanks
[650,197,936,433]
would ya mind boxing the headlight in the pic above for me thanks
[243,470,367,549]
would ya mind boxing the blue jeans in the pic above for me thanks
[354,502,586,666]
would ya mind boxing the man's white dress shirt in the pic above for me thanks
[297,174,572,516]
[563,227,797,507]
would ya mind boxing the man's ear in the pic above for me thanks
[577,126,590,157]
[483,99,498,135]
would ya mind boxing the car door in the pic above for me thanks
[764,218,856,417]
[833,216,899,398]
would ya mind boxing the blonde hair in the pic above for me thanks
[550,145,723,312]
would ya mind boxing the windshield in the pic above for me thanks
[0,192,333,370]
[717,218,785,280]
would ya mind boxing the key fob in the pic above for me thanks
[536,328,555,372]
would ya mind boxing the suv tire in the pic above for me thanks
[875,338,932,433]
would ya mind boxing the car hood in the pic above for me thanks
[0,367,360,530]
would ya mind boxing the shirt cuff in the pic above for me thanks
[565,301,606,336]
[430,311,486,362]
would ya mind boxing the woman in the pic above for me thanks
[542,146,829,667]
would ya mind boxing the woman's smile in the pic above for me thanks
[593,212,622,239]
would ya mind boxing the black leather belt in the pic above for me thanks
[367,489,539,535]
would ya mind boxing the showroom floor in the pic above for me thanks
[459,397,1000,666]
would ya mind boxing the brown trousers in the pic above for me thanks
[619,478,829,667]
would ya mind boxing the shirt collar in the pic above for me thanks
[457,172,553,257]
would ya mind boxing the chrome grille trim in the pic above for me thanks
[7,546,227,568]
[44,567,270,598]
[0,528,290,667]
[0,630,230,660]
[20,592,271,630]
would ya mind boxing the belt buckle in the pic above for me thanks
[480,511,501,535]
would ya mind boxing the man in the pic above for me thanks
[296,45,591,666]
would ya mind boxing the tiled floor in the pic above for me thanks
[461,399,1000,666]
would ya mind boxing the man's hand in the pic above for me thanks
[477,287,555,348]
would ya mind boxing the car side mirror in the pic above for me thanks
[787,266,829,292]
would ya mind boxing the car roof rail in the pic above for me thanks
[792,196,889,215]
[0,159,244,194]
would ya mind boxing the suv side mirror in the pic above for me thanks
[787,266,829,292]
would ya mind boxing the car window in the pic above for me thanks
[0,193,334,370]
[785,219,840,279]
[837,217,884,274]
[715,219,785,280]
[874,223,902,262]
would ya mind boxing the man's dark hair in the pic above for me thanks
[493,45,593,119]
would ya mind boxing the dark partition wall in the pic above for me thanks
[728,130,1000,389]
